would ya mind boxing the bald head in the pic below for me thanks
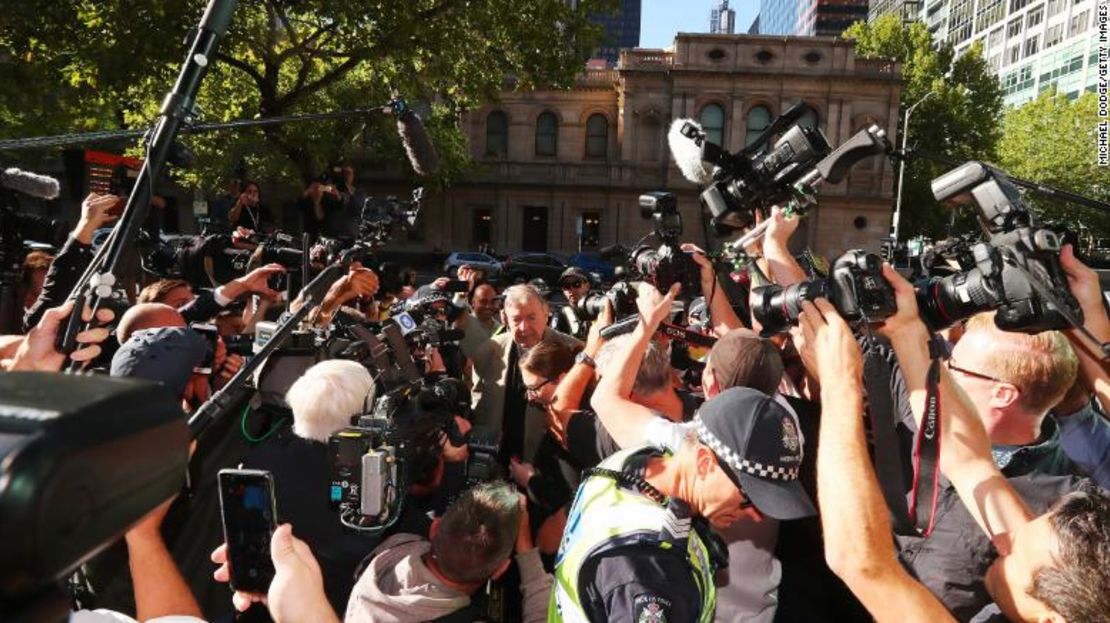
[117,303,186,343]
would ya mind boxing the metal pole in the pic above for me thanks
[891,90,935,242]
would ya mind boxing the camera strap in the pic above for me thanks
[860,330,943,537]
[908,335,946,537]
[860,338,915,535]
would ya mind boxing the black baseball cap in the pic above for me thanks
[407,285,452,309]
[693,386,815,520]
[110,327,209,399]
[558,267,590,287]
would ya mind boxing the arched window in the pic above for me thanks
[485,111,508,157]
[699,104,726,146]
[585,114,609,159]
[745,105,771,147]
[535,112,559,157]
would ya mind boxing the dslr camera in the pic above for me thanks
[576,281,637,320]
[623,191,703,298]
[752,249,896,334]
[914,162,1083,333]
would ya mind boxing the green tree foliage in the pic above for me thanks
[0,0,613,189]
[997,88,1110,244]
[845,15,1004,239]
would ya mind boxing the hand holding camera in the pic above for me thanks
[875,263,928,343]
[1059,244,1110,337]
[798,298,864,386]
[636,281,681,333]
[228,263,286,300]
[74,192,124,244]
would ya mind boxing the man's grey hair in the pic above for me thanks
[286,359,375,442]
[596,333,673,396]
[502,284,548,312]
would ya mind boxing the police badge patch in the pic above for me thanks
[782,416,800,453]
[633,594,671,622]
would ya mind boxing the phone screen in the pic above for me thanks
[218,469,277,593]
[191,324,219,374]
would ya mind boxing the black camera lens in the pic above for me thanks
[914,268,997,332]
[752,280,831,334]
[578,292,609,319]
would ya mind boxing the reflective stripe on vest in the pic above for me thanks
[548,445,716,622]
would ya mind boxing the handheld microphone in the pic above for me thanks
[391,103,439,177]
[1,168,61,200]
[668,119,713,185]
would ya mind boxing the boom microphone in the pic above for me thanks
[668,119,713,185]
[395,108,440,178]
[1,168,61,200]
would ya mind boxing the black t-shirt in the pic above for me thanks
[582,545,703,622]
[565,408,620,468]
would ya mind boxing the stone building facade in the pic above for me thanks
[410,33,903,259]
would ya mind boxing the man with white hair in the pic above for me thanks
[285,359,375,441]
[470,284,581,467]
[242,359,376,614]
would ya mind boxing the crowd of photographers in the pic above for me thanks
[3,170,1110,623]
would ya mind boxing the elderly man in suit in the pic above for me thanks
[470,284,581,466]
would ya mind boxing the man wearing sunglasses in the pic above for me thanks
[552,267,594,341]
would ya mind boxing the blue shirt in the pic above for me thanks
[1057,401,1110,488]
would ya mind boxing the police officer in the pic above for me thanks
[552,267,592,340]
[551,387,816,622]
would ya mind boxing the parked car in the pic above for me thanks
[567,251,617,282]
[442,251,502,277]
[501,252,569,285]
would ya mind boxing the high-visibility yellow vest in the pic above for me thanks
[549,445,716,622]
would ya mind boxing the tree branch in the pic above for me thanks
[271,0,461,111]
[215,53,264,87]
[275,53,365,109]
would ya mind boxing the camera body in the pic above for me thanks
[700,124,830,234]
[326,377,487,533]
[578,281,637,319]
[676,105,832,235]
[359,188,424,247]
[915,162,1083,333]
[753,249,895,334]
[626,192,703,298]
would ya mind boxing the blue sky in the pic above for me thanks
[640,0,760,49]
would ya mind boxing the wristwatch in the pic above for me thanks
[575,351,597,369]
